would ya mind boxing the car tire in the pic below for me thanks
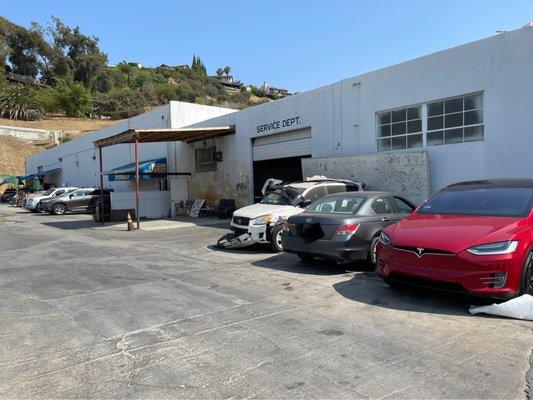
[367,236,380,268]
[270,225,283,252]
[297,253,314,262]
[52,203,67,216]
[36,202,42,212]
[521,252,533,295]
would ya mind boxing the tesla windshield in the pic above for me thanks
[418,187,533,217]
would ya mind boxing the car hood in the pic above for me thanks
[385,213,526,253]
[233,203,301,219]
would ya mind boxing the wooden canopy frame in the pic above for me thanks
[93,125,235,228]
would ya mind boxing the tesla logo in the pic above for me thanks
[415,248,425,257]
[306,218,312,223]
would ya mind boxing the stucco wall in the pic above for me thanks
[0,125,60,144]
[302,152,430,205]
[176,25,533,205]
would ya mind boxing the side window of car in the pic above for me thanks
[371,198,394,214]
[55,190,65,196]
[326,184,345,195]
[392,197,415,214]
[304,186,329,203]
[345,185,360,192]
[72,191,85,197]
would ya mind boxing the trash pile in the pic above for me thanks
[470,294,533,321]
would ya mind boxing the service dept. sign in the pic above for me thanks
[256,116,301,134]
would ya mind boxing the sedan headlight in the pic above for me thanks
[379,231,391,246]
[466,241,518,255]
[251,214,273,225]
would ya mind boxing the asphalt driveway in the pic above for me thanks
[0,205,532,399]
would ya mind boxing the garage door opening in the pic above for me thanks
[253,155,311,199]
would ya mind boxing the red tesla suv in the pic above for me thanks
[376,179,533,298]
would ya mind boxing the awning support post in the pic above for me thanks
[99,147,104,225]
[135,139,140,230]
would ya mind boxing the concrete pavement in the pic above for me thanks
[0,205,532,399]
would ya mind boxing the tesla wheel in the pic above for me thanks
[52,203,66,215]
[36,202,42,212]
[297,253,314,262]
[521,252,533,295]
[270,225,283,252]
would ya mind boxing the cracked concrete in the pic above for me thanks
[1,205,532,399]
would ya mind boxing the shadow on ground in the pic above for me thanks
[41,220,104,230]
[333,272,493,316]
[250,253,371,276]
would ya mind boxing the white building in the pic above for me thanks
[26,25,533,217]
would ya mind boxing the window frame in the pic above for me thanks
[194,146,217,173]
[370,197,394,215]
[377,106,423,152]
[426,93,483,146]
[376,92,484,152]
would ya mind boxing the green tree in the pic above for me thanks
[56,83,92,117]
[191,54,207,76]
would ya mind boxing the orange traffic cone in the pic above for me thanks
[127,212,134,231]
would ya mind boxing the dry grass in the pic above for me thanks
[0,135,43,180]
[0,116,121,138]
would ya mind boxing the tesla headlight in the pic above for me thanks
[251,214,273,225]
[467,241,518,255]
[379,231,391,246]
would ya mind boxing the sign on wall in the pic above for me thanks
[256,116,301,134]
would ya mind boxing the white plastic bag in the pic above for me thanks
[469,294,533,320]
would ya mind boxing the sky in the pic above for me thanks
[2,0,533,92]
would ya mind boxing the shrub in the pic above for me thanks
[92,87,148,119]
[36,86,61,113]
[56,83,92,117]
[0,84,44,120]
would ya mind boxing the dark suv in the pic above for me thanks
[41,188,111,215]
[0,189,17,203]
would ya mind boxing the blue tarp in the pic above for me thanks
[106,158,167,181]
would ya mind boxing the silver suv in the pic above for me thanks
[24,187,78,212]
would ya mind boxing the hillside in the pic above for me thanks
[0,135,42,176]
[0,116,119,138]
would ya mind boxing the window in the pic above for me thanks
[377,106,422,151]
[418,187,533,217]
[307,196,365,215]
[427,93,483,146]
[376,93,484,151]
[326,184,346,195]
[371,198,393,214]
[392,197,415,213]
[54,190,66,196]
[195,146,217,172]
[303,186,328,203]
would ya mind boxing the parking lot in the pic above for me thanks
[0,204,532,399]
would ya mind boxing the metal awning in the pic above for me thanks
[104,158,167,181]
[93,126,235,148]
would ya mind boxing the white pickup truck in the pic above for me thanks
[223,176,365,251]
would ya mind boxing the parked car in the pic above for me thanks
[0,189,17,203]
[228,176,365,251]
[41,188,110,215]
[376,179,533,298]
[24,187,78,212]
[282,192,415,264]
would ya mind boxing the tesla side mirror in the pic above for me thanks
[69,194,73,199]
[302,199,313,207]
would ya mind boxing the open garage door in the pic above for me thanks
[252,128,311,161]
[252,128,311,199]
